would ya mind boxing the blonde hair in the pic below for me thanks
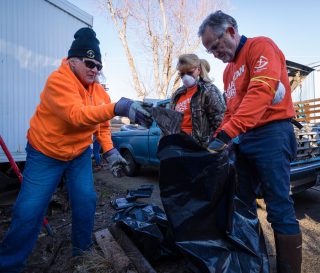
[176,54,212,83]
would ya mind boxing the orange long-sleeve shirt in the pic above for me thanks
[174,85,198,134]
[28,58,116,161]
[220,36,295,138]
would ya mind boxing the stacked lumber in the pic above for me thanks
[294,125,320,159]
[294,98,320,124]
[293,98,320,160]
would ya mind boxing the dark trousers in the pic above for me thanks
[235,120,300,235]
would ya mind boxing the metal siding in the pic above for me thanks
[0,0,93,162]
[46,0,93,26]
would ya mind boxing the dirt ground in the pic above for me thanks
[1,165,320,272]
[257,186,320,273]
[0,166,187,273]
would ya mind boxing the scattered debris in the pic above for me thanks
[110,197,140,210]
[126,185,154,201]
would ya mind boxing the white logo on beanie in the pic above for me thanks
[86,50,95,59]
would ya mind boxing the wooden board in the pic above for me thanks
[109,224,158,273]
[294,98,320,124]
[95,228,138,273]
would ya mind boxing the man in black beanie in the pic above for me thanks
[0,27,152,272]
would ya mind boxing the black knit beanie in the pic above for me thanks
[68,27,101,63]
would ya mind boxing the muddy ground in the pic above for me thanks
[0,166,187,273]
[1,165,320,273]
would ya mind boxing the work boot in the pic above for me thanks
[274,232,302,273]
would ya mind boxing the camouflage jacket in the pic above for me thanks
[170,80,226,148]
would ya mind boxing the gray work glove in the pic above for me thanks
[103,148,128,177]
[114,97,153,128]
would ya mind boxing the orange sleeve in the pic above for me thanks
[223,40,282,138]
[95,91,114,153]
[214,70,231,137]
[44,73,116,127]
[215,107,231,136]
[96,121,113,153]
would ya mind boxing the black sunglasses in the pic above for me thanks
[80,58,103,71]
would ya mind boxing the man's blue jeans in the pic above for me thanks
[0,143,97,272]
[235,120,300,235]
[92,140,102,166]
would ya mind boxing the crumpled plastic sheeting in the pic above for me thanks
[111,185,154,209]
[113,204,173,261]
[157,134,269,273]
[126,184,154,201]
[150,106,183,136]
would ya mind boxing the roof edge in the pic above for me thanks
[286,60,314,77]
[45,0,93,27]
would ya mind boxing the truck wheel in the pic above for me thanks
[123,150,140,177]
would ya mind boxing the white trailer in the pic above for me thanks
[0,0,93,162]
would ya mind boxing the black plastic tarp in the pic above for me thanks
[113,204,174,261]
[157,134,269,273]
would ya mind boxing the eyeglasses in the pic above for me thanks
[80,58,103,71]
[206,31,225,54]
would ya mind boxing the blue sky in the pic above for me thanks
[68,0,320,101]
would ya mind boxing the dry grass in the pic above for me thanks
[72,249,115,273]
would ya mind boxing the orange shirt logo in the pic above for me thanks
[254,56,268,73]
[226,65,245,100]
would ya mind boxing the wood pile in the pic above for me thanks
[294,125,320,160]
[294,98,320,124]
[293,98,320,160]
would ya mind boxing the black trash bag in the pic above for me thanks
[113,203,174,261]
[126,184,154,201]
[158,134,269,273]
[227,196,270,271]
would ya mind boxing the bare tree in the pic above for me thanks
[102,0,226,99]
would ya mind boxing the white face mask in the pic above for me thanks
[182,74,197,88]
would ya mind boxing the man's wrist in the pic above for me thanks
[217,130,231,144]
[103,148,118,159]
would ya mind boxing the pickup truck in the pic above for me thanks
[112,99,169,176]
[111,98,320,194]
